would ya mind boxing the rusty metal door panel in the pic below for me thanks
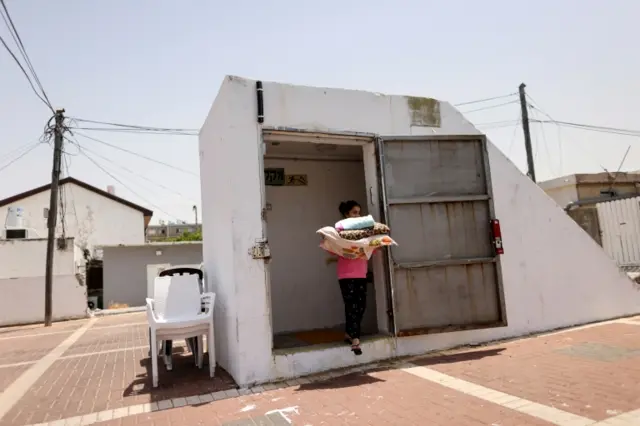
[384,138,487,198]
[377,135,506,336]
[389,201,493,263]
[393,263,500,333]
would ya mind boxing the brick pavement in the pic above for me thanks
[0,314,235,426]
[0,314,639,425]
[415,322,640,422]
[0,366,30,393]
[93,368,555,426]
[0,333,70,365]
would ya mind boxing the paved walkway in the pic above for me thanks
[0,314,639,425]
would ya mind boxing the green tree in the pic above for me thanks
[170,230,202,241]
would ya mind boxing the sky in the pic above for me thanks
[1,0,639,224]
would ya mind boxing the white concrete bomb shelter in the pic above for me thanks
[199,75,640,387]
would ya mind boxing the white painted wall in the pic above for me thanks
[102,243,203,307]
[200,76,640,386]
[0,182,146,255]
[265,158,374,335]
[0,238,86,326]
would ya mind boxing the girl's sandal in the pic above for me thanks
[351,340,362,356]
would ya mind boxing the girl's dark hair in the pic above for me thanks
[338,200,361,217]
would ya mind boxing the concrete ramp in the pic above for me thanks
[487,141,640,335]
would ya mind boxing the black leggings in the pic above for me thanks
[339,278,368,340]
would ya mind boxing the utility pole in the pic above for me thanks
[518,83,536,183]
[44,109,65,327]
[193,205,198,226]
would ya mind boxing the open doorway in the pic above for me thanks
[263,137,384,351]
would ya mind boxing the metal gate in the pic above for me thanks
[377,135,506,336]
[596,196,640,267]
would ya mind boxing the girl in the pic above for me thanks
[326,200,368,355]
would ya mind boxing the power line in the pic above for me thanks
[454,92,517,107]
[460,100,519,114]
[0,142,41,173]
[65,136,196,202]
[69,127,197,136]
[534,119,640,137]
[474,119,519,127]
[0,140,40,163]
[506,117,521,158]
[62,153,80,232]
[0,34,52,111]
[74,143,184,222]
[69,117,198,133]
[525,95,564,175]
[0,0,52,109]
[0,1,53,111]
[72,131,199,177]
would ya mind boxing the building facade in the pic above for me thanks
[146,223,201,241]
[539,172,640,244]
[0,177,153,256]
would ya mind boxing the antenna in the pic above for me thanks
[607,145,631,193]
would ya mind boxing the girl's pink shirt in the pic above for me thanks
[337,256,368,279]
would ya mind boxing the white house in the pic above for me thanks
[199,75,640,387]
[0,177,153,255]
[0,177,153,325]
[0,237,86,326]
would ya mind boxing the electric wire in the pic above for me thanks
[69,127,197,136]
[0,140,40,163]
[73,143,184,222]
[0,0,53,111]
[67,136,197,202]
[525,94,564,173]
[0,34,52,111]
[0,141,41,173]
[506,117,521,158]
[72,131,199,177]
[454,92,518,107]
[534,119,640,137]
[69,117,198,133]
[474,120,519,127]
[62,152,80,231]
[528,105,556,177]
[460,100,520,114]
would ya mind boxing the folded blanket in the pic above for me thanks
[318,226,397,260]
[338,223,390,240]
[339,229,375,240]
[335,214,375,231]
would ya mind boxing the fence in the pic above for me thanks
[596,196,640,266]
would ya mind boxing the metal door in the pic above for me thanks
[377,135,506,336]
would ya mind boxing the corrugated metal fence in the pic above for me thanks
[596,196,640,266]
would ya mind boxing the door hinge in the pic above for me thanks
[261,203,272,221]
[249,239,271,260]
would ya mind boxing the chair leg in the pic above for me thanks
[150,331,159,388]
[208,327,216,378]
[163,340,173,371]
[197,335,204,369]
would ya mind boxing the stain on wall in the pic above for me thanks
[407,96,441,127]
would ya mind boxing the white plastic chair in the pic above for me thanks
[146,275,216,388]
